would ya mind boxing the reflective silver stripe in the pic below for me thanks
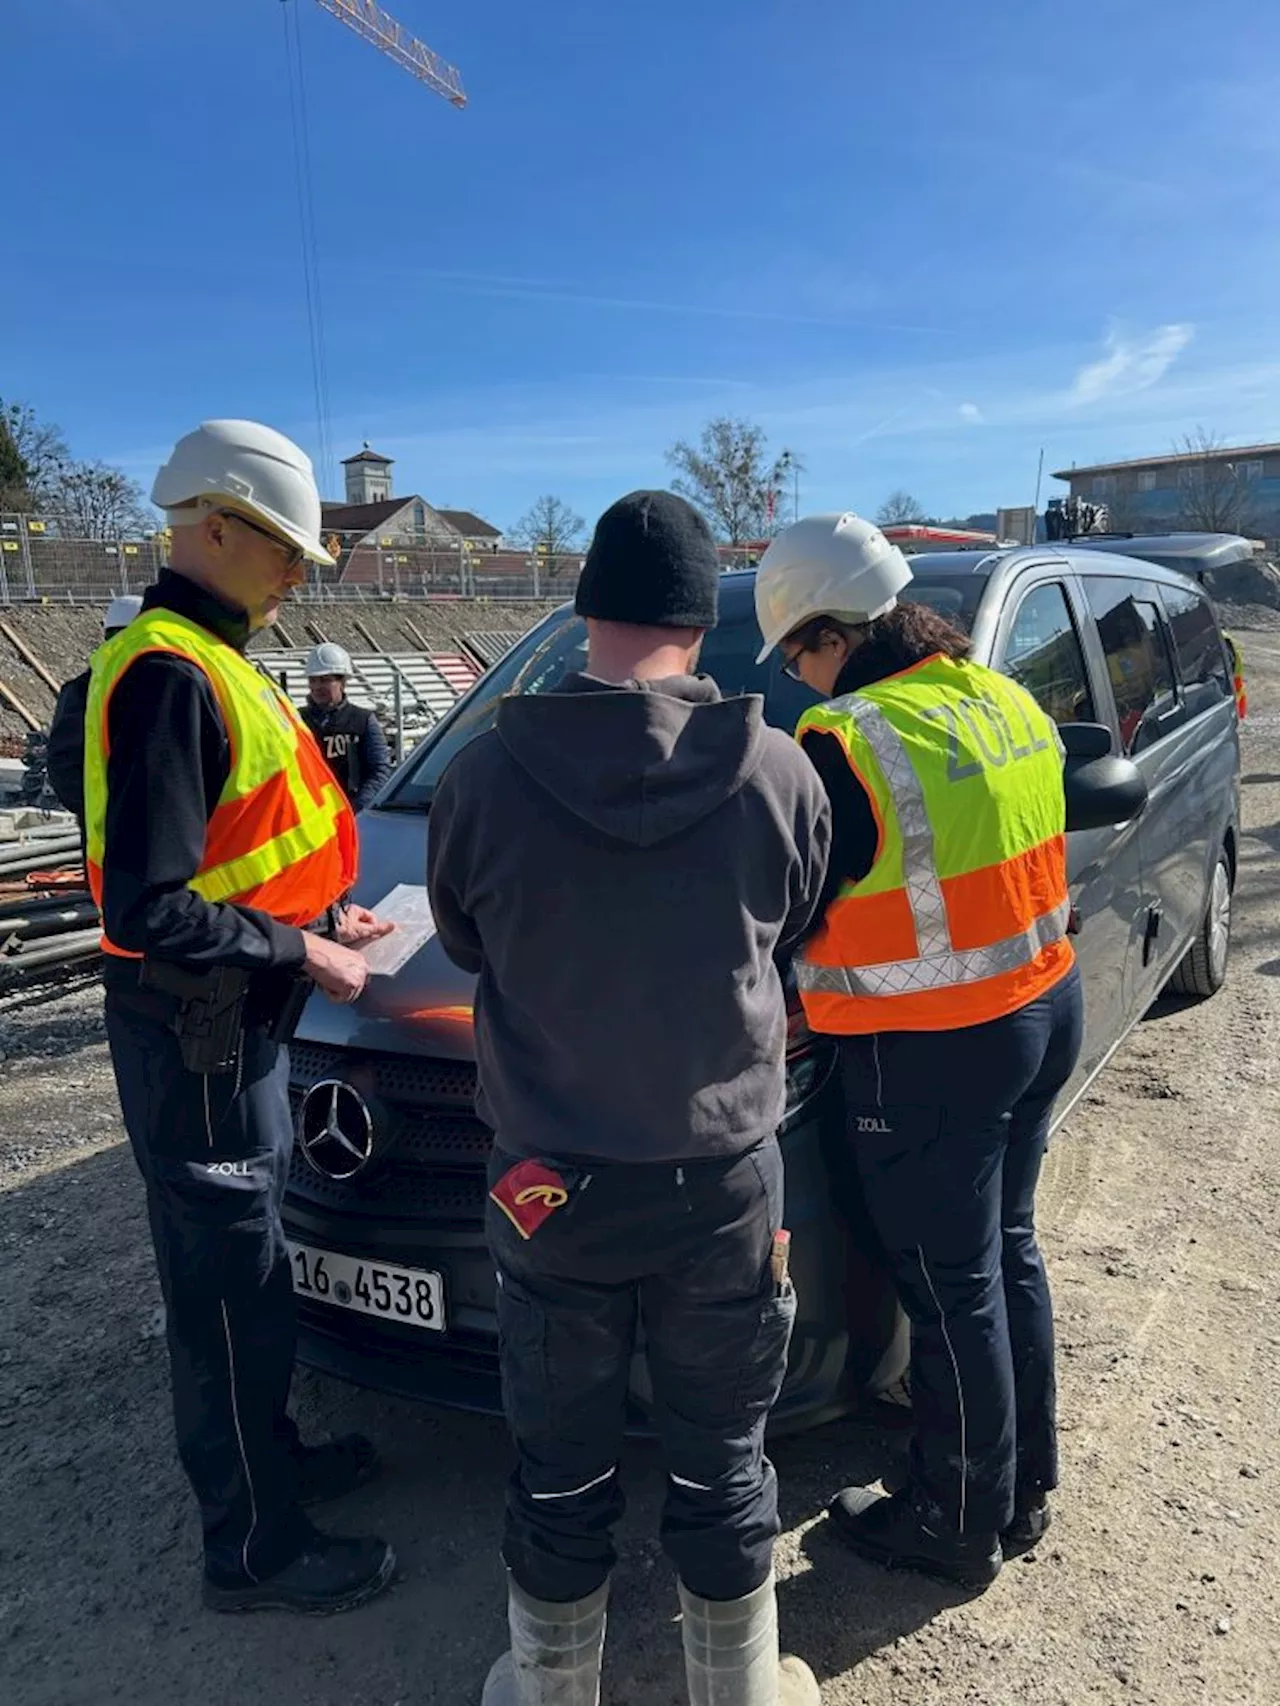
[529,1467,616,1502]
[842,697,950,959]
[797,900,1071,998]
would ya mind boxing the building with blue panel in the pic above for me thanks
[1053,442,1280,539]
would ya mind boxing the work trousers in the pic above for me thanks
[486,1139,795,1605]
[838,966,1084,1537]
[105,990,310,1585]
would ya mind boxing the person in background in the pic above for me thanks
[88,419,396,1615]
[46,594,143,822]
[755,513,1083,1592]
[299,643,393,810]
[429,491,831,1706]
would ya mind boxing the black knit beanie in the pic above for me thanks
[575,490,720,629]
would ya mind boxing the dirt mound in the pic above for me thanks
[1205,555,1280,610]
[0,599,559,738]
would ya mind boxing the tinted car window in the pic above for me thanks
[1160,580,1230,718]
[389,613,763,808]
[899,570,989,632]
[999,582,1096,725]
[1085,577,1178,755]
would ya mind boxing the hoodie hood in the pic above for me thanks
[495,673,767,847]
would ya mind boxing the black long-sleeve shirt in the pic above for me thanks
[98,570,307,976]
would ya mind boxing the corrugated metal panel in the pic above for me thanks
[461,630,522,668]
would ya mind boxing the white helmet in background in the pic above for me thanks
[306,642,352,678]
[104,594,143,635]
[151,420,336,567]
[754,512,913,663]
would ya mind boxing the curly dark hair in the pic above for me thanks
[790,600,970,692]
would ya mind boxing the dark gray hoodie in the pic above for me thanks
[426,674,831,1164]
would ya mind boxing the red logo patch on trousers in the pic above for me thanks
[489,1159,572,1240]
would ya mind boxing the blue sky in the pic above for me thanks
[3,0,1277,532]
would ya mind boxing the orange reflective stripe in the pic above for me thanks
[801,940,1074,1035]
[941,836,1068,953]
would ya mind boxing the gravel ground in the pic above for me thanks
[2,640,1279,1706]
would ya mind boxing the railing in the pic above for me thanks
[0,515,584,604]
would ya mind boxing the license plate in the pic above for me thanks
[288,1241,445,1333]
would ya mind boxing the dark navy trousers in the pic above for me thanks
[486,1139,795,1604]
[105,990,310,1585]
[839,967,1084,1537]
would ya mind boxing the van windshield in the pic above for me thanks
[385,612,762,811]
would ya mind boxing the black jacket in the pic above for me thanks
[799,658,882,922]
[47,669,90,822]
[427,673,832,1165]
[299,698,392,810]
[96,570,307,978]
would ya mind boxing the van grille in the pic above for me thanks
[285,1043,491,1225]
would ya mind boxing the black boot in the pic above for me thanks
[1002,1494,1051,1557]
[828,1487,1002,1591]
[203,1531,397,1615]
[295,1433,382,1506]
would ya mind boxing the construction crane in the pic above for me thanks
[311,0,467,106]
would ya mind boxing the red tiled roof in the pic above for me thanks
[435,508,501,538]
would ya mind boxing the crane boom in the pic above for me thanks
[311,0,466,107]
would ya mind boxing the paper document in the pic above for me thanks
[359,884,438,977]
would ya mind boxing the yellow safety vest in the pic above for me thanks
[84,607,357,955]
[797,653,1073,1034]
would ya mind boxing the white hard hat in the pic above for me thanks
[306,642,352,678]
[151,419,336,568]
[754,512,914,664]
[104,594,143,634]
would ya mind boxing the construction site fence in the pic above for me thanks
[0,517,584,604]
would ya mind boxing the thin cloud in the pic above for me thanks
[1070,324,1194,405]
[333,263,951,336]
[959,402,984,424]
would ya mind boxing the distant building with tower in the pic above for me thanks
[323,445,503,558]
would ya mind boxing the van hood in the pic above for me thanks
[495,673,767,847]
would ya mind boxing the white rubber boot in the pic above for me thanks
[481,1577,609,1706]
[679,1574,818,1706]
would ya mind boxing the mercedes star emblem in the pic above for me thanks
[298,1079,375,1181]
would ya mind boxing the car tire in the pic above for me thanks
[1168,847,1232,1000]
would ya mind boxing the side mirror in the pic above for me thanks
[1060,722,1149,832]
[1058,720,1113,760]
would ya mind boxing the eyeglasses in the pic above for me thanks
[781,650,807,682]
[221,510,305,570]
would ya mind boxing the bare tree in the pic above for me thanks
[1173,428,1256,534]
[510,494,586,578]
[51,460,155,539]
[0,415,28,510]
[876,490,928,526]
[0,399,69,509]
[665,418,791,544]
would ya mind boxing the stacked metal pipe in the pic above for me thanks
[0,826,99,984]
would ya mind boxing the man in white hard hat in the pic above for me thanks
[300,642,392,810]
[85,421,399,1614]
[47,595,144,820]
[755,514,1080,1591]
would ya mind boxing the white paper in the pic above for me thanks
[359,883,438,977]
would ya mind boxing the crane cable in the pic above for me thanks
[281,0,335,498]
